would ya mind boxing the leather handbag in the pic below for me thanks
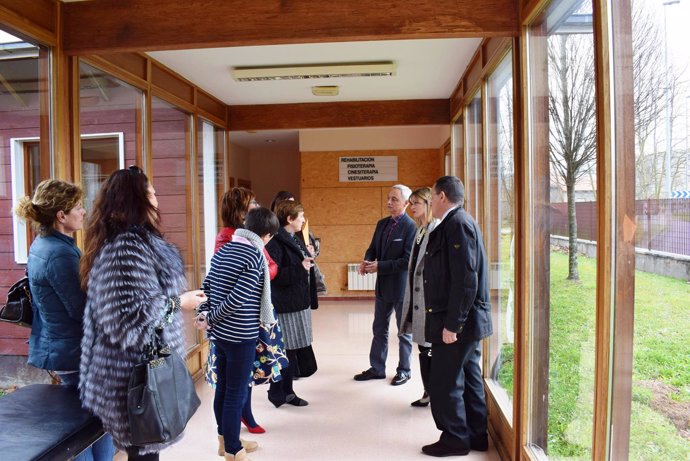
[0,276,33,327]
[127,327,200,445]
[252,321,289,385]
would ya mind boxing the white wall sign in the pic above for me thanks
[339,156,398,182]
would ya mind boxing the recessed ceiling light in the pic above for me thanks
[265,139,276,143]
[231,62,396,82]
[312,85,339,96]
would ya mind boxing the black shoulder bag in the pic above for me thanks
[127,325,201,445]
[0,275,33,327]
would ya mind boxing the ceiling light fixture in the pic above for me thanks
[265,139,276,143]
[312,85,339,96]
[231,61,396,82]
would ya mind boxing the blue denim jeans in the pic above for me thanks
[57,372,116,461]
[213,339,256,455]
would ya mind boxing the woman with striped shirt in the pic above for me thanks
[208,187,276,435]
[196,208,279,461]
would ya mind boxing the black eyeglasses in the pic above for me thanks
[128,165,144,174]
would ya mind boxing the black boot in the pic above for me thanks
[411,347,431,407]
[411,391,430,407]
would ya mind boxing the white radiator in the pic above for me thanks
[347,263,377,290]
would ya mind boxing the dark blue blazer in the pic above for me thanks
[363,213,416,303]
[423,207,493,343]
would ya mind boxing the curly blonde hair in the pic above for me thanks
[14,179,83,236]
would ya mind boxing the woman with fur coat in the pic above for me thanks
[79,166,206,461]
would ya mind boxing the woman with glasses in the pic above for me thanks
[207,187,278,435]
[79,166,206,461]
[399,187,439,407]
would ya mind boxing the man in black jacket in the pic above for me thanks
[421,176,493,457]
[353,185,416,386]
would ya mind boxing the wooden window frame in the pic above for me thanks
[518,0,637,460]
[10,138,41,264]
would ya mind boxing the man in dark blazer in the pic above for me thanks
[421,176,493,457]
[354,185,416,386]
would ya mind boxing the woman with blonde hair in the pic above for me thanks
[399,186,438,407]
[15,179,114,461]
[79,166,206,461]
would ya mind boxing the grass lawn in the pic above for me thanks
[497,250,690,460]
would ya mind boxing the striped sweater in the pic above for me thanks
[202,238,264,342]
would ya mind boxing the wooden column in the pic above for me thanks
[525,19,550,453]
[592,0,636,458]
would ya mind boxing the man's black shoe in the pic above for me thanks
[422,441,470,457]
[470,437,489,452]
[353,368,386,381]
[390,372,410,386]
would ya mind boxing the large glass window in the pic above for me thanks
[466,91,484,224]
[625,1,690,459]
[485,53,515,424]
[198,120,226,276]
[150,97,196,347]
[79,62,141,209]
[527,1,598,458]
[452,115,464,181]
[1,30,49,273]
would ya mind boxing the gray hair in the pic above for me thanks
[391,184,412,201]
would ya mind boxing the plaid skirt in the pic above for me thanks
[278,309,312,350]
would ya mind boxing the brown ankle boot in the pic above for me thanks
[240,438,259,453]
[217,435,225,456]
[224,448,250,461]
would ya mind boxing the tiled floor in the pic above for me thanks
[116,300,500,460]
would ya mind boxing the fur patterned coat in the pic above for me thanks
[79,227,188,455]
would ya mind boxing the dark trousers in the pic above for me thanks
[57,372,115,461]
[213,339,256,455]
[429,338,488,450]
[419,345,432,393]
[211,340,257,425]
[268,348,297,400]
[369,298,412,375]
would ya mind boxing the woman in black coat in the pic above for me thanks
[265,200,318,407]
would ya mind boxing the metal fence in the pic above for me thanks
[550,198,690,257]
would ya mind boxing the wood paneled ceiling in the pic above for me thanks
[61,0,518,54]
[56,0,519,138]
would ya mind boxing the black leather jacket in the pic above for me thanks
[423,207,492,343]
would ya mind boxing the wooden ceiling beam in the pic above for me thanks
[228,99,450,131]
[62,0,518,55]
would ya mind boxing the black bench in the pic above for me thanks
[0,384,104,461]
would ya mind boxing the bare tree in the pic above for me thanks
[632,0,687,199]
[632,1,665,172]
[499,82,515,228]
[548,33,597,281]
